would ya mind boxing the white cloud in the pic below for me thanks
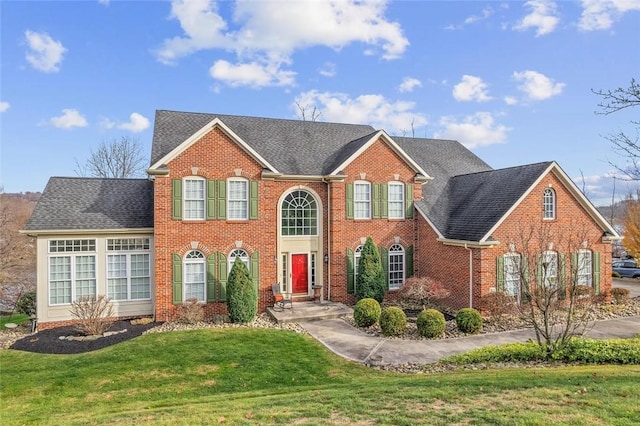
[293,90,428,134]
[513,70,565,101]
[578,0,640,31]
[155,0,408,87]
[452,75,492,102]
[318,62,336,78]
[504,96,518,105]
[24,30,67,73]
[47,109,88,129]
[117,113,150,132]
[435,112,510,148]
[445,7,494,30]
[0,101,9,112]
[98,0,110,6]
[513,0,560,36]
[209,60,296,87]
[399,77,422,93]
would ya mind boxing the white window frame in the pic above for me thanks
[183,177,205,220]
[354,181,371,220]
[542,251,558,289]
[107,238,151,301]
[354,245,363,279]
[577,249,592,286]
[228,178,249,220]
[543,188,555,220]
[504,253,521,300]
[229,249,250,272]
[281,190,318,236]
[48,239,97,305]
[388,244,405,290]
[388,182,405,219]
[184,250,206,302]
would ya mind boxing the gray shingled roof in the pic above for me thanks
[24,177,154,231]
[151,110,377,175]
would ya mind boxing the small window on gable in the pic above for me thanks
[184,177,205,220]
[354,181,371,220]
[228,178,248,220]
[543,188,555,220]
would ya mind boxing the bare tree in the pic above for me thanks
[295,102,322,122]
[593,78,640,179]
[74,136,147,178]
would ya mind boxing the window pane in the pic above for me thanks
[75,255,96,299]
[281,190,317,235]
[354,183,370,219]
[107,255,128,300]
[504,254,520,297]
[49,257,72,304]
[184,179,205,219]
[228,180,248,219]
[388,183,404,219]
[184,260,205,301]
[389,244,404,289]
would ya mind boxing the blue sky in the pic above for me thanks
[1,0,639,205]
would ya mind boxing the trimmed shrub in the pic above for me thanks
[177,297,205,324]
[379,307,406,337]
[16,291,36,316]
[353,298,381,327]
[455,308,483,334]
[417,309,446,338]
[611,287,630,304]
[70,295,115,336]
[226,257,257,323]
[479,291,516,318]
[355,237,387,303]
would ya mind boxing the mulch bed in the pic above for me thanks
[9,321,158,355]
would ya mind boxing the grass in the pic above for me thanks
[0,313,29,329]
[1,327,640,425]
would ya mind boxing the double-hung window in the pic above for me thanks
[542,251,558,288]
[107,238,151,301]
[184,250,205,302]
[503,253,521,300]
[228,178,248,220]
[48,239,97,305]
[577,249,592,286]
[354,181,371,219]
[184,178,205,220]
[388,182,405,219]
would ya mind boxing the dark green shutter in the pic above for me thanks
[217,180,227,220]
[346,183,354,219]
[381,184,388,219]
[406,245,414,279]
[249,181,259,220]
[380,247,389,290]
[535,254,543,287]
[496,256,505,292]
[250,251,260,293]
[172,253,182,304]
[218,252,228,301]
[207,254,217,302]
[372,184,381,219]
[172,179,182,220]
[346,248,355,294]
[405,183,413,219]
[520,256,530,303]
[558,254,566,300]
[206,180,217,220]
[592,251,601,294]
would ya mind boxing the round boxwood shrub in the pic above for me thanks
[455,308,483,334]
[379,306,407,337]
[353,298,381,327]
[417,308,446,338]
[16,291,36,316]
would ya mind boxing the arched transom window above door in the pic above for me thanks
[281,190,318,236]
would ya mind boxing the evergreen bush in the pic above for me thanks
[455,308,483,334]
[16,291,36,316]
[416,308,446,338]
[379,306,406,337]
[355,237,387,303]
[226,257,257,323]
[353,298,381,327]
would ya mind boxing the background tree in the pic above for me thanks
[226,257,257,323]
[593,78,640,179]
[355,237,386,302]
[621,193,640,258]
[74,136,147,178]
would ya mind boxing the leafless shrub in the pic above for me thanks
[479,291,517,319]
[70,295,115,336]
[396,277,450,310]
[176,297,204,324]
[611,287,630,304]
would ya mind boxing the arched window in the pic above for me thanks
[184,250,205,301]
[228,249,250,272]
[281,190,318,236]
[543,188,555,219]
[184,177,205,220]
[503,252,521,300]
[354,245,363,278]
[388,244,405,290]
[542,251,558,288]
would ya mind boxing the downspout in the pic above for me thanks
[465,243,473,308]
[325,179,331,301]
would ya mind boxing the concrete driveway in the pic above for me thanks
[613,278,640,298]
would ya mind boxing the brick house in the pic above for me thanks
[24,110,620,328]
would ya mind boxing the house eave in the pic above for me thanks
[20,228,155,237]
[261,171,346,182]
[437,238,500,248]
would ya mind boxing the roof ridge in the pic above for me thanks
[452,161,554,178]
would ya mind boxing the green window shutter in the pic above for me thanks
[249,181,259,220]
[592,251,601,294]
[206,254,217,302]
[520,256,530,303]
[558,254,567,300]
[217,180,227,220]
[206,180,217,220]
[172,253,183,304]
[380,247,389,290]
[346,248,355,294]
[372,184,381,219]
[250,251,260,293]
[217,252,228,301]
[406,245,414,278]
[496,256,505,292]
[345,183,354,220]
[405,183,413,219]
[535,254,543,286]
[172,179,182,220]
[381,183,388,219]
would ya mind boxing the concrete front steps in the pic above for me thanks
[267,301,353,323]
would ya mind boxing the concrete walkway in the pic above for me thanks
[299,315,640,366]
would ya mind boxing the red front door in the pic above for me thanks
[291,254,308,294]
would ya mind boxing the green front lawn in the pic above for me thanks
[1,328,639,425]
[0,313,29,329]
